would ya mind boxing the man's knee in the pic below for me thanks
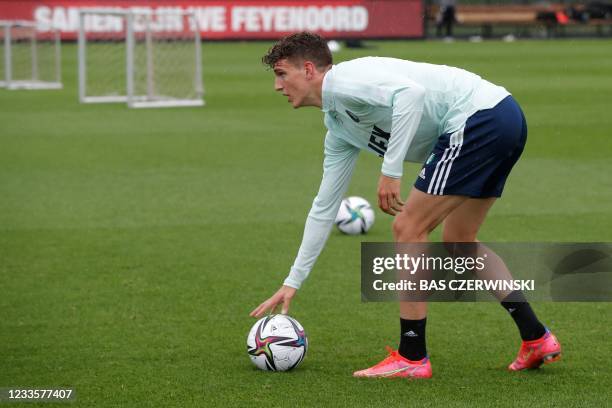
[393,215,431,242]
[393,189,468,242]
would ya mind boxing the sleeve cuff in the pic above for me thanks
[283,277,302,290]
[381,167,403,178]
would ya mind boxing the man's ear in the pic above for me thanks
[303,61,317,79]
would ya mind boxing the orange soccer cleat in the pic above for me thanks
[353,347,432,379]
[508,329,562,371]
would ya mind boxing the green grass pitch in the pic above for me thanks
[1,39,611,407]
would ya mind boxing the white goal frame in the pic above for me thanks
[0,20,62,90]
[78,9,204,108]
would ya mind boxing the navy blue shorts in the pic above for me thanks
[414,95,527,198]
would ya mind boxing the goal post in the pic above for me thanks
[0,20,62,90]
[78,9,204,108]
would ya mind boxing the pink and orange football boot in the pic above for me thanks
[353,347,432,379]
[508,329,562,371]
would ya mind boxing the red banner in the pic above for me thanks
[0,0,423,40]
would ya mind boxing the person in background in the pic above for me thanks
[437,0,457,39]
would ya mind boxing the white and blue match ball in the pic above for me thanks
[334,196,375,235]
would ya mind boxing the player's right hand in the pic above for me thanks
[250,285,297,318]
[377,174,404,216]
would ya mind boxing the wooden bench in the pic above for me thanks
[428,4,612,37]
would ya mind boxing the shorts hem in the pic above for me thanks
[414,183,501,198]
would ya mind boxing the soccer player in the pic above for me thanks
[250,32,561,378]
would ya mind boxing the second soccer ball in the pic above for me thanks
[335,196,375,235]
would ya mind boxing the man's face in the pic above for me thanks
[272,58,311,109]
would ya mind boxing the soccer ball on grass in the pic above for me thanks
[247,314,308,371]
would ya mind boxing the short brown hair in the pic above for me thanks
[262,32,332,70]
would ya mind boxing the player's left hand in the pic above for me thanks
[377,174,404,216]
